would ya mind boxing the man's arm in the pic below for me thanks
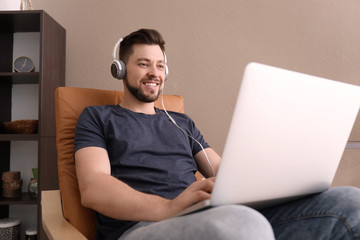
[75,146,215,221]
[194,148,221,178]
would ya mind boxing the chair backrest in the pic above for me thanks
[55,87,185,239]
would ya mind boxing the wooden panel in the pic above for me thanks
[39,137,59,190]
[0,33,13,72]
[0,83,11,122]
[332,148,360,188]
[0,142,10,200]
[42,191,87,240]
[0,72,39,84]
[0,206,9,218]
[39,11,66,138]
[0,11,40,32]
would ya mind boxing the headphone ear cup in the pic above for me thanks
[111,60,126,80]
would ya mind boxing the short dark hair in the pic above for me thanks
[120,29,165,63]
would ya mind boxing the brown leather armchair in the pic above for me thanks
[41,87,201,239]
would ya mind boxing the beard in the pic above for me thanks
[124,78,161,103]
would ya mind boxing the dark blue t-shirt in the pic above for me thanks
[74,105,209,239]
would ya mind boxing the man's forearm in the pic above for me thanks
[79,172,170,221]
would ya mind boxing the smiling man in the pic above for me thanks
[73,29,360,240]
[74,29,225,239]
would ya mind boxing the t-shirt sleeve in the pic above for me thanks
[187,117,211,156]
[74,107,107,154]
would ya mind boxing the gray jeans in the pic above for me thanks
[119,205,274,240]
[119,186,360,240]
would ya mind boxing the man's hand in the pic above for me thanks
[161,177,216,219]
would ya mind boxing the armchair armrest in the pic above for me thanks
[41,190,87,240]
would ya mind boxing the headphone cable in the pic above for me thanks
[160,85,215,177]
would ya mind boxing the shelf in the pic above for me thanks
[0,72,39,84]
[0,11,40,33]
[0,193,39,205]
[0,134,38,141]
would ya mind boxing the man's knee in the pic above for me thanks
[195,205,275,240]
[325,186,360,220]
[122,205,275,240]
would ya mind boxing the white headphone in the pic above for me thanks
[111,38,169,80]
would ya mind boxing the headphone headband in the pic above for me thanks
[112,38,123,60]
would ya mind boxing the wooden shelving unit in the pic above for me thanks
[0,10,65,239]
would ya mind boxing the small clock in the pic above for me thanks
[13,56,35,72]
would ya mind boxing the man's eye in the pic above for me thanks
[139,63,148,67]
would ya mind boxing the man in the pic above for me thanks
[74,29,360,240]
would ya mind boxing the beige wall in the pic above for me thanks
[32,0,360,155]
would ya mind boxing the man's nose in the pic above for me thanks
[147,65,161,79]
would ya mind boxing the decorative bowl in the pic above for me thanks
[2,119,38,134]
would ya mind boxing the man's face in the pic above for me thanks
[124,44,166,103]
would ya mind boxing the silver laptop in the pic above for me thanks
[177,62,360,216]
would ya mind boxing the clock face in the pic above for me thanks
[13,56,35,72]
